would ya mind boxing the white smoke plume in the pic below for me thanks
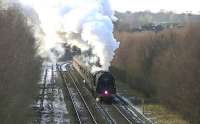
[19,0,119,72]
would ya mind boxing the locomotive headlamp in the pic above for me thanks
[104,90,108,95]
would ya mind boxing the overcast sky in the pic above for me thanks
[110,0,200,14]
[18,0,200,14]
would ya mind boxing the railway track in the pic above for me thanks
[39,67,48,111]
[70,66,136,124]
[113,94,153,124]
[95,102,116,124]
[57,63,153,124]
[112,104,133,123]
[71,64,153,124]
[69,66,117,124]
[34,64,58,123]
[57,64,97,124]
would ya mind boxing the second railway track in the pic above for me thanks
[57,65,97,124]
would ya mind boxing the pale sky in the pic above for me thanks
[19,0,200,14]
[110,0,200,14]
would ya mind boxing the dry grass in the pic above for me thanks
[144,104,189,124]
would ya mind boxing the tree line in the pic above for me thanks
[112,24,200,123]
[0,4,42,123]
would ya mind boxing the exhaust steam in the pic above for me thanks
[19,0,119,72]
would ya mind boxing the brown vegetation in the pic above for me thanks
[0,4,42,124]
[112,24,200,123]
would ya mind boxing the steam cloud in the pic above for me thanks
[19,0,119,72]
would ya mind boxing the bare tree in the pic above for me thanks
[0,4,42,124]
[113,23,200,123]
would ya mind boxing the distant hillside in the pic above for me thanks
[114,11,200,32]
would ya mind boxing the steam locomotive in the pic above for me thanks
[72,57,116,102]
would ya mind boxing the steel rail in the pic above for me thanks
[96,102,116,124]
[68,70,98,124]
[115,94,153,124]
[112,104,133,124]
[71,66,117,124]
[56,64,82,123]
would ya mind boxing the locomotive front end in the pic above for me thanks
[95,71,116,102]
